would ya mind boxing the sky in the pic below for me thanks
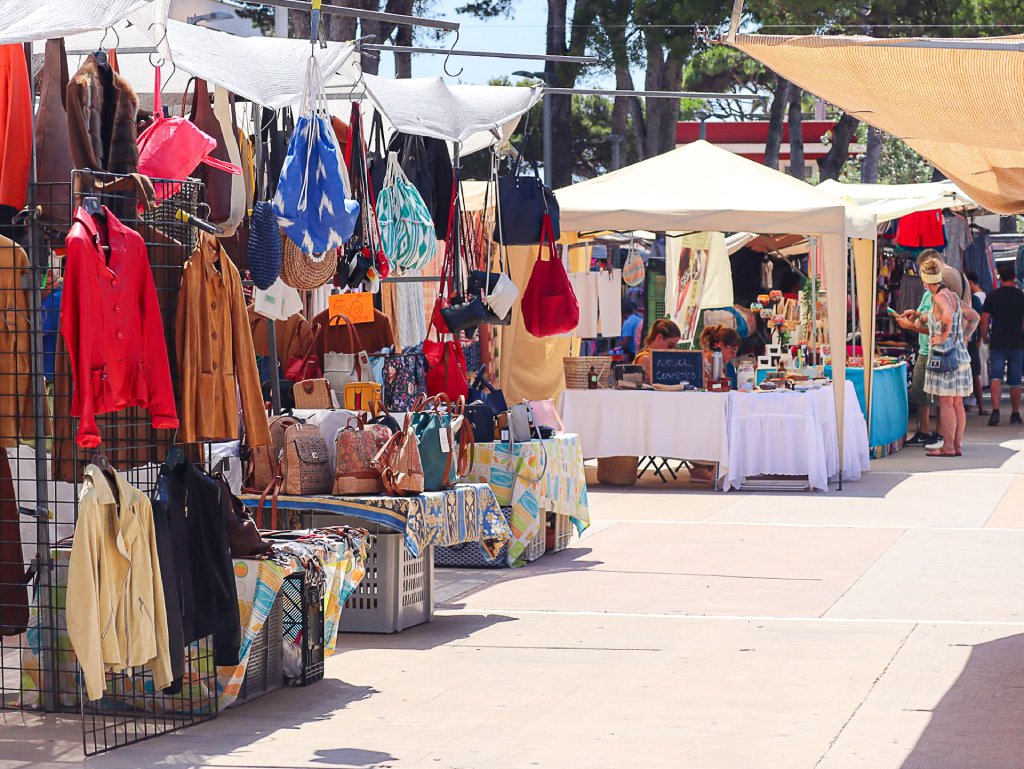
[373,0,618,87]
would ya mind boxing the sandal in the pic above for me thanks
[926,449,957,457]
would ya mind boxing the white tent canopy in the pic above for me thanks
[363,75,542,151]
[0,0,157,46]
[555,140,875,476]
[817,179,977,223]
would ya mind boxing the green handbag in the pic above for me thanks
[411,395,457,491]
[377,151,437,271]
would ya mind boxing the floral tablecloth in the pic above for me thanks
[12,533,368,713]
[241,483,511,559]
[464,434,590,566]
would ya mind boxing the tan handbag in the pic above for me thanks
[371,413,424,496]
[211,85,246,237]
[294,378,334,409]
[280,233,339,290]
[333,415,390,495]
[244,414,299,494]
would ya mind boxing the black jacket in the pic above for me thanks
[157,461,241,669]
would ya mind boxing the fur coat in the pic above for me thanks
[66,54,139,174]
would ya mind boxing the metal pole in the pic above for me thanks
[542,87,762,100]
[22,42,56,713]
[543,92,552,187]
[363,44,596,64]
[274,4,289,37]
[256,0,459,31]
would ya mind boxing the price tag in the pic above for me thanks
[438,429,451,454]
[328,292,374,325]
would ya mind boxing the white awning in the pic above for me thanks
[0,0,157,45]
[817,179,977,223]
[362,74,542,147]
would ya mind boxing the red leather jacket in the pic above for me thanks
[62,207,178,447]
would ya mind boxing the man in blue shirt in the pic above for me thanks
[620,302,643,357]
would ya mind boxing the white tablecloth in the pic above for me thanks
[559,389,730,466]
[558,382,870,493]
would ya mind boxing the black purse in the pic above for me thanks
[440,295,489,332]
[463,403,497,444]
[467,365,508,415]
[493,138,560,246]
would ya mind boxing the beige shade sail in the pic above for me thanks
[729,34,1024,214]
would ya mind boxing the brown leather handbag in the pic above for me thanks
[35,38,73,229]
[244,414,299,494]
[187,78,235,227]
[294,378,333,409]
[213,475,273,558]
[371,413,424,496]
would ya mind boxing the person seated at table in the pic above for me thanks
[690,325,743,483]
[634,319,682,384]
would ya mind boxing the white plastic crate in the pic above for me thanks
[524,517,547,562]
[310,515,434,634]
[550,512,574,553]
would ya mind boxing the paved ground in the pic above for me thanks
[4,412,1024,768]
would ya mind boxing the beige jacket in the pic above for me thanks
[66,465,172,701]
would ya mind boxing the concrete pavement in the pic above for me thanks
[4,412,1024,768]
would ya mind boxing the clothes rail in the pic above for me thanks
[256,0,459,31]
[362,44,596,64]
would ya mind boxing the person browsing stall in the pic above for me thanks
[634,319,682,384]
[688,324,742,484]
[981,263,1024,426]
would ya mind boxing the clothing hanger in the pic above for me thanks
[91,447,120,509]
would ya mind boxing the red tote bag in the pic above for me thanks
[137,68,241,201]
[423,190,468,401]
[521,215,579,337]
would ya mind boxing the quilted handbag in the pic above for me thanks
[382,349,428,411]
[521,215,579,338]
[371,413,425,496]
[273,57,359,254]
[248,201,282,290]
[377,151,437,271]
[139,68,241,203]
[293,378,333,409]
[434,506,513,568]
[333,416,390,495]
[279,423,332,496]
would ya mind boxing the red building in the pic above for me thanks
[676,120,865,177]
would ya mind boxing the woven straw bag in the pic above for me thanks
[280,231,339,291]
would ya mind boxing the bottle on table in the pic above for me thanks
[587,365,598,390]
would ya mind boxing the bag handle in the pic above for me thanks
[537,214,558,262]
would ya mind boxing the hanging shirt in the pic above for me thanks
[62,207,178,448]
[896,210,946,249]
[942,213,972,272]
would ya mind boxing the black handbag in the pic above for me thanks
[464,403,497,444]
[493,140,560,246]
[468,366,508,415]
[440,295,489,333]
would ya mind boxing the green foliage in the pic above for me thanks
[454,0,514,18]
[234,2,276,35]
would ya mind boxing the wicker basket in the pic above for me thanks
[596,456,638,486]
[563,356,612,390]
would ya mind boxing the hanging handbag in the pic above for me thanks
[333,415,390,495]
[139,69,242,203]
[377,150,438,271]
[382,348,428,411]
[323,314,374,394]
[440,295,489,333]
[383,129,454,239]
[274,57,359,255]
[293,378,333,409]
[470,155,519,324]
[521,215,579,338]
[35,38,73,228]
[212,86,246,237]
[493,138,560,245]
[424,329,468,401]
[345,102,390,288]
[280,233,340,291]
[622,243,646,287]
[371,413,425,496]
[283,324,323,383]
[187,78,243,226]
[248,201,282,290]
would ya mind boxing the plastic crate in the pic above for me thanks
[332,525,434,634]
[281,572,325,686]
[524,516,547,562]
[549,512,574,553]
[235,591,284,706]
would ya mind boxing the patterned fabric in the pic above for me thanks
[241,483,511,559]
[274,113,359,254]
[13,537,368,712]
[435,506,513,567]
[925,291,973,397]
[382,348,428,411]
[377,156,438,270]
[464,434,590,566]
[333,423,389,494]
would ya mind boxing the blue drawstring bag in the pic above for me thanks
[247,201,282,290]
[273,58,359,254]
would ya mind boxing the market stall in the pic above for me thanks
[554,140,876,483]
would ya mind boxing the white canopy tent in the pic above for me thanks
[817,179,977,223]
[556,140,877,477]
[0,0,158,46]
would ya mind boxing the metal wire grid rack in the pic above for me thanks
[0,171,219,756]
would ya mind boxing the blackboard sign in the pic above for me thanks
[651,350,704,388]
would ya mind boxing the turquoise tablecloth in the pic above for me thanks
[825,364,908,449]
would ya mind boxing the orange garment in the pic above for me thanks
[0,45,31,210]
